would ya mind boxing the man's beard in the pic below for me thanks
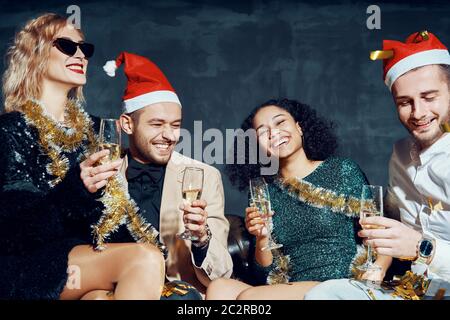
[410,102,450,149]
[132,138,174,165]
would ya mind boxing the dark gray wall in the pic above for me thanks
[1,0,449,216]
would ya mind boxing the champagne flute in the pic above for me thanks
[357,185,384,272]
[178,167,204,241]
[98,118,121,164]
[249,177,283,251]
[440,120,450,133]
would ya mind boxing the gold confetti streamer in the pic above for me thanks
[161,282,196,298]
[390,271,430,300]
[370,50,394,61]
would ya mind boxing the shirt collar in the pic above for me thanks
[414,133,450,164]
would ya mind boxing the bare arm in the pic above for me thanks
[245,206,273,267]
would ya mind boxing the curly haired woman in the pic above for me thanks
[206,98,392,300]
[0,13,165,300]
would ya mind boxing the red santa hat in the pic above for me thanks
[370,31,450,90]
[103,52,181,113]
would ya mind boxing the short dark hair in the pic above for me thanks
[438,64,450,87]
[225,98,338,191]
[407,64,450,86]
[127,109,142,122]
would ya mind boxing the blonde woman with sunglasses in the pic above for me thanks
[0,13,165,300]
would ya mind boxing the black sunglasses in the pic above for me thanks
[52,38,95,59]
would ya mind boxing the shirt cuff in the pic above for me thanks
[429,238,450,282]
[191,242,210,267]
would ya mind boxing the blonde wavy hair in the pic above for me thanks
[2,13,85,113]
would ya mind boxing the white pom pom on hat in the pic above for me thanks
[103,60,118,77]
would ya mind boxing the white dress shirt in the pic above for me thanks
[387,133,450,282]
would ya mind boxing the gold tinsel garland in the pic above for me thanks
[92,173,167,256]
[349,245,371,278]
[21,99,97,187]
[278,177,361,218]
[267,249,291,285]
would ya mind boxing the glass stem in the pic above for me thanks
[367,243,373,265]
[266,217,274,244]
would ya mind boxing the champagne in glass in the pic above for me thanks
[178,167,204,241]
[98,119,121,164]
[98,143,121,162]
[249,177,283,251]
[358,185,384,272]
[440,120,450,133]
[182,188,202,204]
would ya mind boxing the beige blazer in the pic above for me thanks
[120,151,233,292]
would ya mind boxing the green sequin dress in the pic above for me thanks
[253,157,368,283]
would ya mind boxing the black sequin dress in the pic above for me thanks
[0,111,103,299]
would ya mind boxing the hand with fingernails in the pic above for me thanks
[80,149,123,193]
[358,216,422,259]
[179,199,210,244]
[245,206,273,239]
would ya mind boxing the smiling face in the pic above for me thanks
[252,105,303,160]
[45,24,88,89]
[121,102,182,165]
[392,64,450,149]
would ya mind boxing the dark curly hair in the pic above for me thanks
[225,98,338,191]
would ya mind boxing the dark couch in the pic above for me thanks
[226,214,262,285]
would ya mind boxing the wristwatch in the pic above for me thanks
[415,235,435,265]
[192,224,212,248]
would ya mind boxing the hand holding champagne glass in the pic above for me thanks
[358,185,384,272]
[178,167,204,241]
[249,177,282,251]
[79,118,122,193]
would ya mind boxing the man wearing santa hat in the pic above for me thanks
[80,52,232,298]
[304,31,450,300]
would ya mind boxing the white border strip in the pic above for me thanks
[386,49,450,90]
[123,90,182,113]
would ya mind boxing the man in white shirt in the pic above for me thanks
[305,30,450,300]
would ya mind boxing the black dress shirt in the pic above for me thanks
[127,156,166,231]
[126,155,208,267]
